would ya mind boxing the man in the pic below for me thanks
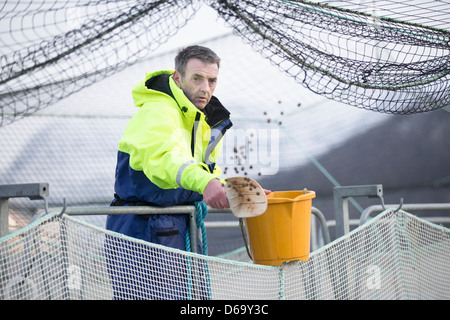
[105,45,232,299]
[106,45,231,250]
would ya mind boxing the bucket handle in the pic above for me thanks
[239,218,253,261]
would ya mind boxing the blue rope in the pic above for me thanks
[185,201,209,254]
[185,201,211,299]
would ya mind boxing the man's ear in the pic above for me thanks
[173,70,182,88]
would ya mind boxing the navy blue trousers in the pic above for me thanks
[104,213,208,299]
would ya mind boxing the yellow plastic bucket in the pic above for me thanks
[244,190,316,266]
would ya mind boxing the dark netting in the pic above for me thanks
[208,0,450,114]
[0,0,201,126]
[1,0,450,127]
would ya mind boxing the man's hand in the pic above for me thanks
[203,178,229,209]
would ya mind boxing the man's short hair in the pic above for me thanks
[175,45,221,76]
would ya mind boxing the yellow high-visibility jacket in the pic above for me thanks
[113,70,232,207]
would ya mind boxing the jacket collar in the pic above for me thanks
[145,72,232,129]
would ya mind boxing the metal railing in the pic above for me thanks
[2,183,449,254]
[31,203,330,254]
[0,183,49,237]
[360,203,450,226]
[334,184,450,237]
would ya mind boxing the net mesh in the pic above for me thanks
[210,0,450,114]
[0,0,201,126]
[1,209,450,300]
[1,0,450,127]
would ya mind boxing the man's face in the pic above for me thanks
[174,58,219,110]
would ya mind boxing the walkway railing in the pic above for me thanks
[31,203,330,254]
[1,183,449,253]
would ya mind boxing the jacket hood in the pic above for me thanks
[132,70,174,109]
[132,69,232,128]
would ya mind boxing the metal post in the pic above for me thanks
[333,184,383,238]
[0,183,49,237]
[311,207,331,245]
[0,199,8,238]
[189,209,198,254]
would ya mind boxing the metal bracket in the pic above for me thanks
[0,183,49,237]
[333,184,383,238]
